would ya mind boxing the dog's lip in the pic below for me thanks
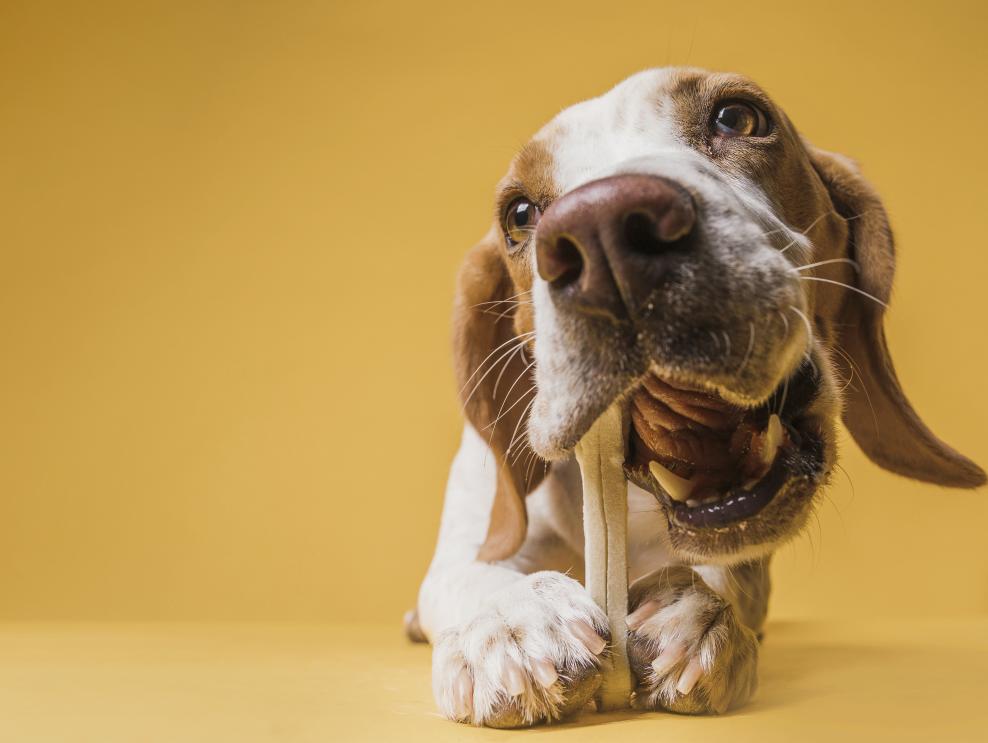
[623,361,818,528]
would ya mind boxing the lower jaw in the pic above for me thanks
[625,438,819,531]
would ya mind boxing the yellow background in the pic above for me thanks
[2,0,987,629]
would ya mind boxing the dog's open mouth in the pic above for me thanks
[624,361,822,529]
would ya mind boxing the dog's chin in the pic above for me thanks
[529,357,833,563]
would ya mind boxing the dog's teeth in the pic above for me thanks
[701,495,720,505]
[761,414,784,468]
[740,414,787,490]
[685,498,700,508]
[649,461,693,502]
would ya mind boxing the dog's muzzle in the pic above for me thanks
[531,173,827,536]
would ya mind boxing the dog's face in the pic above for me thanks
[454,68,984,565]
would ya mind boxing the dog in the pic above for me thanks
[406,67,985,727]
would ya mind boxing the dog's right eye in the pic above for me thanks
[504,198,542,247]
[711,101,771,138]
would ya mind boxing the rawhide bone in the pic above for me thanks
[573,404,632,711]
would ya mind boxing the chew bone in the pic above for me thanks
[573,404,632,711]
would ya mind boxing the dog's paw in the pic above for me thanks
[431,571,609,728]
[626,566,758,714]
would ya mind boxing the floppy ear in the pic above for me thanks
[808,147,985,488]
[453,227,545,561]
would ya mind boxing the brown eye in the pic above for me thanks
[504,198,542,246]
[712,101,770,137]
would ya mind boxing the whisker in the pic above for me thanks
[506,397,537,464]
[737,321,756,374]
[833,347,856,393]
[461,333,535,407]
[788,306,815,348]
[478,300,533,312]
[794,258,860,273]
[491,343,527,400]
[770,207,873,257]
[470,290,530,309]
[488,302,533,322]
[779,210,833,254]
[472,299,521,309]
[524,447,544,489]
[833,461,856,506]
[458,330,535,397]
[830,342,880,436]
[776,373,790,416]
[802,349,819,379]
[799,276,888,309]
[777,309,790,343]
[484,367,536,433]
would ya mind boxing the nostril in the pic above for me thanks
[624,212,664,254]
[539,236,584,287]
[623,199,695,254]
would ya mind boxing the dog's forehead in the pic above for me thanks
[528,68,691,194]
[512,68,767,198]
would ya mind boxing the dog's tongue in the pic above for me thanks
[628,373,784,503]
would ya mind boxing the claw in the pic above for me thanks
[502,657,526,696]
[650,640,686,677]
[626,600,661,630]
[570,619,606,655]
[453,667,473,719]
[531,658,558,688]
[676,656,704,695]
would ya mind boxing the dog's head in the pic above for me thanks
[453,67,984,564]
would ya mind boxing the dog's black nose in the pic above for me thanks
[535,174,696,321]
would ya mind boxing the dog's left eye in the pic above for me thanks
[504,198,542,246]
[712,101,771,138]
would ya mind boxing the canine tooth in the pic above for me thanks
[760,414,784,468]
[649,460,694,502]
[701,495,720,505]
[740,414,786,490]
[685,498,700,508]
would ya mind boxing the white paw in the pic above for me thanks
[626,567,758,714]
[432,571,609,727]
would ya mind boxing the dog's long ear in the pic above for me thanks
[452,227,545,561]
[808,146,985,488]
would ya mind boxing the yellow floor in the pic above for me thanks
[0,619,985,742]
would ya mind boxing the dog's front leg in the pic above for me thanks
[417,426,609,727]
[625,563,767,714]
